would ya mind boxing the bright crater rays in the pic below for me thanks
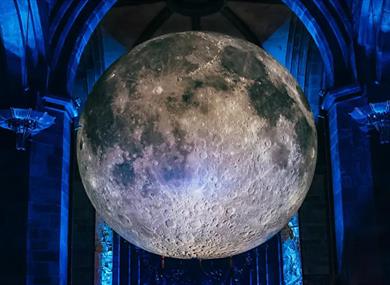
[77,32,317,259]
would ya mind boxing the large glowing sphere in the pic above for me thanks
[77,32,317,259]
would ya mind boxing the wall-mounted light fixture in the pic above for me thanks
[350,100,390,144]
[0,108,55,150]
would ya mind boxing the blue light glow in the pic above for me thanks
[263,20,290,66]
[0,0,25,58]
[96,217,114,285]
[282,214,303,285]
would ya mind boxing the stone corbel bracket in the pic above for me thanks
[41,95,79,119]
[321,84,362,112]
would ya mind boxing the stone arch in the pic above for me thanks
[0,0,46,99]
[47,0,357,96]
[282,0,356,86]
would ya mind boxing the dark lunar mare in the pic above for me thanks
[220,44,316,173]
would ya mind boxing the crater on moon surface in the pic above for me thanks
[77,31,317,259]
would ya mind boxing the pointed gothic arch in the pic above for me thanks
[47,0,357,96]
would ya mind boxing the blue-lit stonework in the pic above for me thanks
[95,216,114,285]
[326,94,381,284]
[1,1,390,284]
[281,215,302,285]
[0,0,45,91]
[26,96,77,285]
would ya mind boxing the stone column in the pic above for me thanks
[26,96,76,285]
[322,86,382,283]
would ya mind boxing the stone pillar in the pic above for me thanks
[322,87,383,283]
[26,96,76,285]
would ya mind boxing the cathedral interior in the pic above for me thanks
[0,0,390,284]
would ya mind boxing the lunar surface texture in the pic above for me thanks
[77,32,317,259]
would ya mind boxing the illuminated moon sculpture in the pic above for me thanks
[77,32,317,259]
